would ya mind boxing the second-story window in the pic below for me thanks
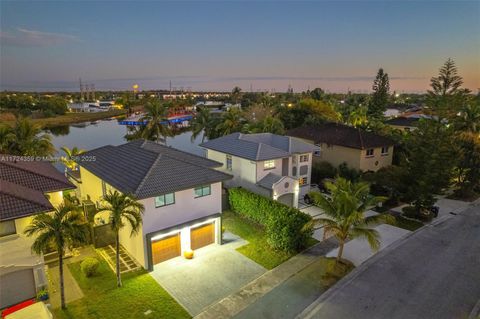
[264,160,275,170]
[155,193,175,207]
[299,155,309,162]
[226,155,232,171]
[0,220,16,237]
[381,146,389,155]
[195,185,211,198]
[366,149,374,157]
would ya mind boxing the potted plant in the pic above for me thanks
[36,289,49,301]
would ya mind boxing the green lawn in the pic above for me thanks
[52,253,190,319]
[390,215,424,231]
[222,211,318,270]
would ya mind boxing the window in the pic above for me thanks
[299,177,308,186]
[263,160,275,170]
[299,155,309,162]
[226,155,232,171]
[155,193,175,207]
[366,149,374,157]
[313,150,321,157]
[381,146,389,155]
[0,220,16,237]
[195,185,211,198]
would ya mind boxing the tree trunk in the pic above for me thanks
[59,251,66,309]
[115,232,122,287]
[336,240,344,263]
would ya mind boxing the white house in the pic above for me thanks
[200,133,319,208]
[77,140,231,271]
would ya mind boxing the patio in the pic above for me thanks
[149,232,266,316]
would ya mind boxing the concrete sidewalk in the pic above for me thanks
[194,238,339,319]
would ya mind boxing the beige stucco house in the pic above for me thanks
[288,123,395,172]
[200,133,319,207]
[0,156,75,308]
[76,140,231,271]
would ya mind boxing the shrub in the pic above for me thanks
[228,187,313,252]
[81,257,99,277]
[402,206,433,222]
[311,161,336,184]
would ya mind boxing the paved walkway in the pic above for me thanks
[150,232,266,316]
[195,238,338,319]
[298,201,480,319]
[326,224,410,266]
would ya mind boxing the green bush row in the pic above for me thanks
[228,187,313,252]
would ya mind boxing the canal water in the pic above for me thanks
[46,119,205,170]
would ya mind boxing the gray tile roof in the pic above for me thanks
[200,132,319,161]
[0,156,75,221]
[78,140,232,199]
[257,173,283,189]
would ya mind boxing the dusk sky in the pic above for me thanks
[1,1,479,93]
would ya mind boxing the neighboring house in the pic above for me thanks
[287,123,395,172]
[76,140,231,271]
[0,156,75,308]
[385,117,420,132]
[200,133,319,208]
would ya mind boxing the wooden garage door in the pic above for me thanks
[0,269,36,308]
[191,223,215,250]
[151,233,181,265]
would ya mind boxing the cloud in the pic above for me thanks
[0,28,79,47]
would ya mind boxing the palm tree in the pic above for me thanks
[307,177,393,263]
[456,102,480,133]
[60,146,86,172]
[216,108,243,136]
[97,191,144,287]
[24,204,88,309]
[0,124,14,153]
[139,101,173,144]
[9,117,55,156]
[231,86,242,104]
[191,106,211,142]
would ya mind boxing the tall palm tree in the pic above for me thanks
[24,204,88,309]
[307,177,393,263]
[216,108,243,136]
[139,101,173,144]
[191,106,211,142]
[60,146,86,172]
[97,191,144,287]
[9,117,55,156]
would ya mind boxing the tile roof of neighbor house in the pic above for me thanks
[257,172,283,189]
[77,139,232,199]
[287,123,395,150]
[0,156,75,221]
[385,117,420,127]
[200,132,320,161]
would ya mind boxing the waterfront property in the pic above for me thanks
[76,139,231,270]
[288,123,395,172]
[0,157,75,308]
[200,132,319,207]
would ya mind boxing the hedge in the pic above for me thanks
[228,187,313,252]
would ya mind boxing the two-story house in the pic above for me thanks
[76,140,231,271]
[0,156,75,308]
[200,133,319,208]
[288,123,395,172]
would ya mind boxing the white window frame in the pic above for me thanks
[194,185,211,198]
[299,155,309,163]
[366,149,374,157]
[155,193,175,207]
[381,146,389,155]
[263,160,275,170]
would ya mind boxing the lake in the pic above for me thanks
[46,119,205,170]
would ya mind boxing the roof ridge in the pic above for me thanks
[134,153,163,196]
[143,139,219,164]
[0,161,72,188]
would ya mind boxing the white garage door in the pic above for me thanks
[0,269,36,308]
[277,193,294,207]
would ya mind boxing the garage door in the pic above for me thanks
[151,233,181,265]
[0,269,36,308]
[191,223,215,250]
[277,193,294,207]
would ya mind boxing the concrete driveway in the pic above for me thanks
[150,232,266,316]
[299,202,480,319]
